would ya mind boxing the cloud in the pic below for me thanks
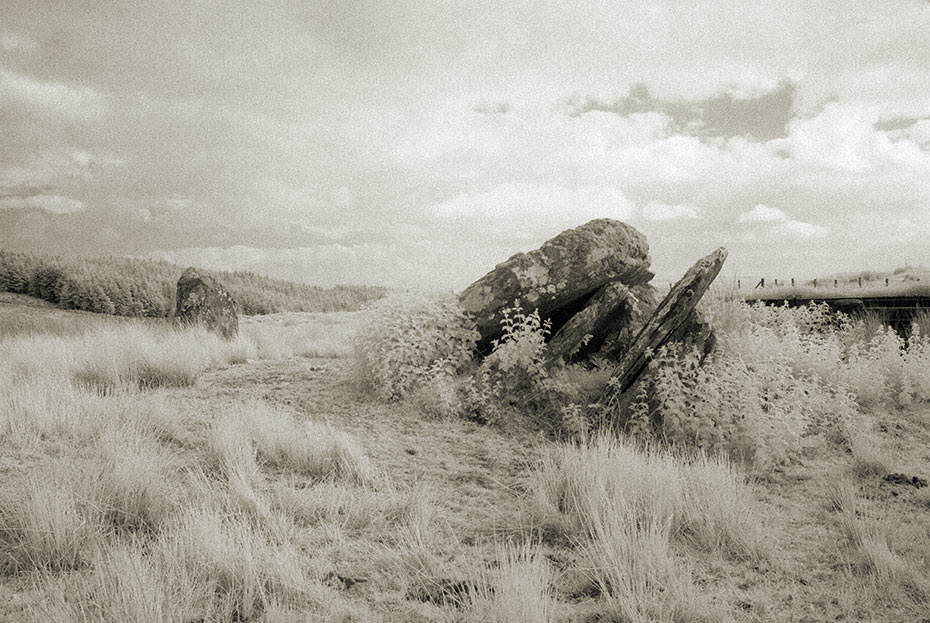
[786,103,930,172]
[641,202,702,221]
[772,220,829,240]
[0,69,105,119]
[738,203,787,223]
[565,81,796,141]
[164,196,194,211]
[431,182,634,233]
[0,194,85,214]
[737,203,828,240]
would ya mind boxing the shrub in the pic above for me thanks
[352,294,478,401]
[460,304,585,429]
[624,344,812,471]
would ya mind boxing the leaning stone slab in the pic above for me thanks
[608,247,727,397]
[175,267,239,339]
[547,281,658,364]
[459,219,654,353]
[547,281,632,363]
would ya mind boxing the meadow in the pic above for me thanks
[1,289,929,621]
[740,265,930,302]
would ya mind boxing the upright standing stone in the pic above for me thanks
[175,267,239,339]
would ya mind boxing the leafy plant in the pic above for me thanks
[352,293,479,401]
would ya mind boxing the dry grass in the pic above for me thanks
[465,541,554,623]
[843,418,892,479]
[830,483,930,604]
[526,435,769,562]
[0,469,100,574]
[4,295,930,622]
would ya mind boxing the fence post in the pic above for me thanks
[858,276,862,287]
[737,279,741,289]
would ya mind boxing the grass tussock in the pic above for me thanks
[206,401,380,486]
[90,427,182,535]
[521,435,765,623]
[465,541,554,623]
[843,418,892,479]
[829,482,930,604]
[527,435,768,562]
[0,470,100,574]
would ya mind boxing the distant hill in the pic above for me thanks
[0,249,387,317]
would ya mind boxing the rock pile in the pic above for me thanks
[175,267,239,339]
[458,218,726,405]
[458,218,657,359]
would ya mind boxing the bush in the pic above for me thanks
[352,294,478,401]
[457,304,592,430]
[615,299,863,472]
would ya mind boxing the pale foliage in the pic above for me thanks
[352,293,478,401]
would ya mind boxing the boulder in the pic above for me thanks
[607,247,727,398]
[459,219,654,354]
[547,282,658,363]
[175,267,239,339]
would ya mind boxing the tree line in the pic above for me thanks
[0,249,387,317]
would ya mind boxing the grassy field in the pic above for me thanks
[1,293,929,621]
[740,265,930,301]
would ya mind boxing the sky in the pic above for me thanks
[2,0,929,290]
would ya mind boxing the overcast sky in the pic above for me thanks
[2,1,929,289]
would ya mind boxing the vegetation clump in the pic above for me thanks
[352,293,479,401]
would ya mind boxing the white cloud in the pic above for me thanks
[641,202,702,221]
[0,69,105,119]
[787,103,930,172]
[737,203,829,240]
[738,203,787,223]
[772,220,829,240]
[431,182,634,231]
[0,194,85,214]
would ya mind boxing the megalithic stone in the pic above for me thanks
[547,281,632,363]
[458,219,654,354]
[175,267,239,340]
[608,247,727,397]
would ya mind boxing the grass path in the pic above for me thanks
[183,358,542,539]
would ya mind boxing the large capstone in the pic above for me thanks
[459,219,655,355]
[175,267,239,339]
